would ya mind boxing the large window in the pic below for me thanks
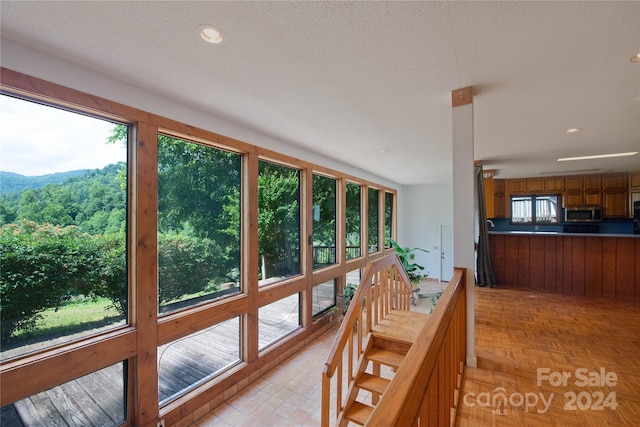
[258,161,301,285]
[157,135,241,314]
[259,294,301,350]
[345,182,361,260]
[312,174,337,269]
[0,73,400,427]
[158,317,241,405]
[511,195,559,224]
[2,361,127,426]
[384,192,394,248]
[368,188,379,253]
[0,95,128,360]
[312,280,336,316]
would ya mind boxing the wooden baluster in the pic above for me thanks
[321,372,330,427]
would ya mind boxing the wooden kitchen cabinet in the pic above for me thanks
[565,176,583,192]
[545,177,564,192]
[527,178,545,193]
[484,174,506,219]
[584,192,603,206]
[630,171,640,218]
[603,174,629,217]
[507,173,632,212]
[604,173,627,190]
[564,192,584,207]
[489,233,639,301]
[494,179,505,218]
[604,191,627,218]
[508,179,526,194]
[484,176,495,218]
[584,175,602,192]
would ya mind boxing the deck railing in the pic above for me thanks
[321,254,414,426]
[366,267,467,427]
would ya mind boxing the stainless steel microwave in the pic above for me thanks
[564,207,602,223]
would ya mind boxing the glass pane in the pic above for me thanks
[258,293,300,350]
[384,192,394,248]
[368,188,379,253]
[312,280,336,316]
[157,135,241,314]
[0,95,128,360]
[258,161,300,285]
[345,182,361,260]
[312,174,337,269]
[344,268,362,314]
[1,361,127,426]
[511,196,532,223]
[159,317,241,405]
[535,195,559,223]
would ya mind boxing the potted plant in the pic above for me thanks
[390,239,429,292]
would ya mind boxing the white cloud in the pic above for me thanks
[0,95,127,176]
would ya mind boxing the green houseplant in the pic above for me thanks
[342,240,429,314]
[390,239,429,286]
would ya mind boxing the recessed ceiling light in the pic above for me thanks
[198,25,223,44]
[565,128,581,134]
[557,152,639,162]
[631,53,640,63]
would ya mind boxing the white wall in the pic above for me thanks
[399,182,453,281]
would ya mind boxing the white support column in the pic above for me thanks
[451,87,477,368]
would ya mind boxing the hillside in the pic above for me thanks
[0,170,89,195]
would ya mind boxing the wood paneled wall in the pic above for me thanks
[490,234,640,301]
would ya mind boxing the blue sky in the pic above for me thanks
[0,95,127,176]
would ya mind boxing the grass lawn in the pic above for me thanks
[12,297,123,341]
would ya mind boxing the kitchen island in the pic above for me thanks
[489,231,640,301]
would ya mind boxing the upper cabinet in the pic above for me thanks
[483,171,505,218]
[508,179,526,194]
[603,173,627,191]
[602,173,628,218]
[628,171,640,219]
[545,177,564,192]
[526,178,545,193]
[564,176,583,192]
[584,175,602,192]
[501,172,633,219]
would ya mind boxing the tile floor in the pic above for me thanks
[190,281,446,427]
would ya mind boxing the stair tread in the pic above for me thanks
[372,310,430,344]
[366,348,405,368]
[356,372,390,394]
[345,401,374,425]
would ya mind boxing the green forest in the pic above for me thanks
[0,162,128,342]
[0,128,351,344]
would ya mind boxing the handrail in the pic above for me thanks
[366,267,467,426]
[321,254,414,426]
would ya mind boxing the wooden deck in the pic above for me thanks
[2,290,322,427]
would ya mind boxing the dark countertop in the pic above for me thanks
[489,231,640,238]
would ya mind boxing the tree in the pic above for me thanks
[0,221,128,341]
[258,161,301,277]
[157,135,242,279]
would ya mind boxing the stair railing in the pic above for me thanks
[321,254,414,427]
[366,267,467,427]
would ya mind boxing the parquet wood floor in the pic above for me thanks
[457,287,640,427]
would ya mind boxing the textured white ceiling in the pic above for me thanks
[1,1,639,184]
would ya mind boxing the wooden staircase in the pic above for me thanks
[343,311,429,426]
[322,256,467,427]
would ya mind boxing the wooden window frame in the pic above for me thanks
[0,67,398,426]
